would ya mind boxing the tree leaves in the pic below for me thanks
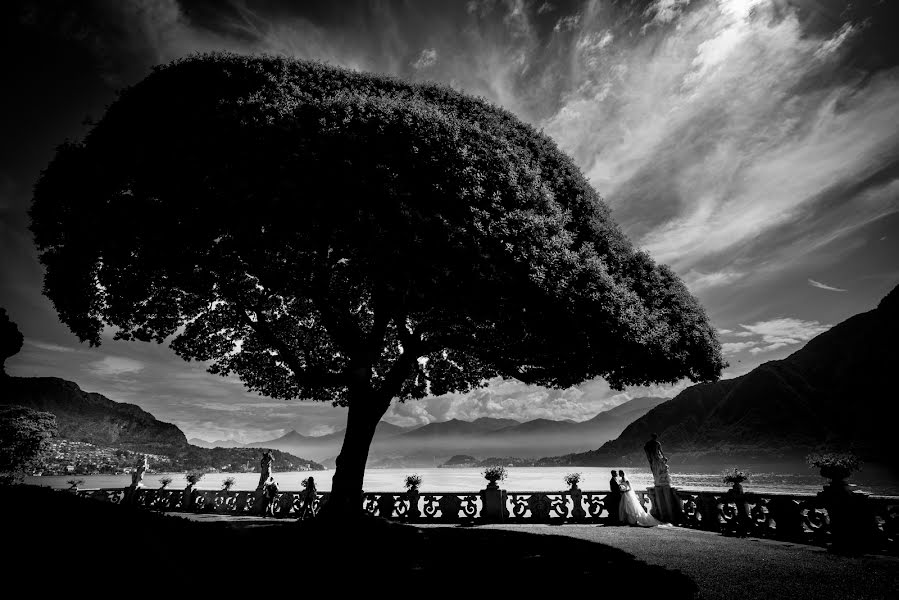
[31,52,724,408]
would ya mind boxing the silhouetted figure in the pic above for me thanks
[260,477,279,518]
[130,455,148,489]
[299,476,318,520]
[606,470,622,525]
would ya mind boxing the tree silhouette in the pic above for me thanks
[30,53,724,517]
[0,308,23,376]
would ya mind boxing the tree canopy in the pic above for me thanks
[0,308,23,375]
[0,405,57,483]
[31,53,724,413]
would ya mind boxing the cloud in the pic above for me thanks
[412,48,438,69]
[644,0,693,27]
[88,356,145,377]
[554,14,581,32]
[808,279,847,292]
[718,316,833,356]
[383,376,686,426]
[681,269,743,292]
[543,0,899,286]
[24,340,76,353]
[738,317,832,348]
[721,341,757,355]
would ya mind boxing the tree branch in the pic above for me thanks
[232,301,349,388]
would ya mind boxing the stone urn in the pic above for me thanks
[820,465,853,491]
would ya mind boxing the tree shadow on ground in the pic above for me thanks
[5,486,698,596]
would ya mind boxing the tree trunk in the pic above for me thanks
[319,389,388,521]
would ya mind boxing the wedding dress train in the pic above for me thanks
[619,484,670,527]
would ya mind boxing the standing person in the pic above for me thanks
[618,470,670,527]
[299,476,318,520]
[606,470,622,525]
[261,476,279,518]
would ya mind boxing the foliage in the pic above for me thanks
[30,52,723,408]
[564,472,582,487]
[0,405,57,483]
[404,473,422,489]
[0,308,24,375]
[483,465,508,482]
[806,452,862,473]
[222,476,236,491]
[722,468,749,484]
[159,476,173,489]
[185,472,204,485]
[66,478,85,490]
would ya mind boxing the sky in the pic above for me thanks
[2,0,898,443]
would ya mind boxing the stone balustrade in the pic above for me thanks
[73,485,898,554]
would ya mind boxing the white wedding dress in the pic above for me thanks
[619,482,669,527]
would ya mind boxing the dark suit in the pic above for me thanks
[607,477,621,524]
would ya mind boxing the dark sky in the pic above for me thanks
[2,0,897,442]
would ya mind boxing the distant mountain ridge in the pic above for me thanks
[242,396,669,464]
[549,283,899,467]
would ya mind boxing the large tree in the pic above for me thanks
[0,308,23,376]
[31,53,724,516]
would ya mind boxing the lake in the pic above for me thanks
[26,465,899,496]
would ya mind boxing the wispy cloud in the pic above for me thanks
[721,341,757,355]
[412,47,437,69]
[808,279,847,292]
[543,0,899,285]
[88,356,145,377]
[24,340,76,353]
[738,317,832,355]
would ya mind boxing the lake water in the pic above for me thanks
[26,466,899,496]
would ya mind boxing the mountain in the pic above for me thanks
[0,375,323,470]
[551,284,899,467]
[188,438,246,449]
[0,376,188,454]
[398,417,521,439]
[245,420,418,460]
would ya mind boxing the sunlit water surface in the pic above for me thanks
[26,466,899,496]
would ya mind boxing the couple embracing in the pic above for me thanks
[607,470,669,527]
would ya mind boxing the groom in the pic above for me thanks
[606,470,622,525]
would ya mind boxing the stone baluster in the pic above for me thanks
[819,485,878,554]
[768,496,804,539]
[481,481,508,523]
[570,487,586,521]
[406,487,421,520]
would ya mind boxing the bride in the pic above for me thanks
[618,470,670,527]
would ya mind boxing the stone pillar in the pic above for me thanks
[406,487,421,520]
[570,486,586,521]
[649,484,683,524]
[481,482,507,523]
[819,485,877,554]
